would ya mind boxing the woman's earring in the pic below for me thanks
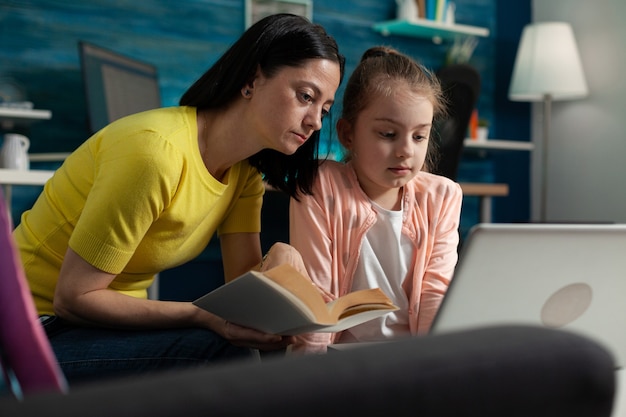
[243,89,251,97]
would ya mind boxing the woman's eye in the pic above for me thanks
[300,92,313,103]
[321,107,330,118]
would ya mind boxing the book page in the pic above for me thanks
[314,309,398,333]
[327,288,398,321]
[262,264,333,323]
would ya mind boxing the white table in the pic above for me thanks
[1,106,55,213]
[0,168,55,217]
[0,168,55,185]
[0,154,69,214]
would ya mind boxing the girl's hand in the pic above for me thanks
[259,242,309,277]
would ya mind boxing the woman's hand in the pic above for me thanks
[221,321,296,351]
[194,307,295,351]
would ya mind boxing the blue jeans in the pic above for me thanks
[41,316,259,386]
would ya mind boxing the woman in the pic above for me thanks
[13,13,345,383]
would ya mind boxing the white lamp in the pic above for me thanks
[509,22,588,222]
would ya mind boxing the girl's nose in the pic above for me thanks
[397,137,414,157]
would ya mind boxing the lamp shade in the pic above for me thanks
[509,22,588,102]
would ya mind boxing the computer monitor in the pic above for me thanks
[79,41,161,134]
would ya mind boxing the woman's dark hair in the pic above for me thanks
[180,13,345,198]
[340,46,446,172]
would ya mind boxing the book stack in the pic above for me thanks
[416,0,453,23]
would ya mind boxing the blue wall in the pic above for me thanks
[2,0,498,148]
[1,0,530,296]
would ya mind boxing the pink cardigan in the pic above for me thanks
[289,160,463,352]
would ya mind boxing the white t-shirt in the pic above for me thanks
[339,199,413,343]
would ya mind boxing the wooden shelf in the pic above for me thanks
[463,139,534,151]
[373,19,489,42]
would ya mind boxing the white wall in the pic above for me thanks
[531,0,626,222]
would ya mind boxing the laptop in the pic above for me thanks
[431,223,626,371]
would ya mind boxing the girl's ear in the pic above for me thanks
[336,118,353,150]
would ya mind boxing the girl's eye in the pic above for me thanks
[379,131,395,139]
[413,134,427,142]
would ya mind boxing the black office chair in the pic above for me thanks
[433,64,481,180]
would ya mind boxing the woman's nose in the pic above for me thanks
[304,108,323,131]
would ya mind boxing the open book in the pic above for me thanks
[193,264,398,335]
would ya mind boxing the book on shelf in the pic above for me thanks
[426,0,436,20]
[417,0,426,20]
[424,0,448,21]
[436,0,447,21]
[193,264,399,336]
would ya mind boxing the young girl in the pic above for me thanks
[289,46,463,353]
[13,13,344,383]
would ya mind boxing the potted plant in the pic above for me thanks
[477,119,489,141]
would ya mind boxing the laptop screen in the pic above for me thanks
[431,223,626,369]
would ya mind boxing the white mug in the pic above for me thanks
[1,133,30,170]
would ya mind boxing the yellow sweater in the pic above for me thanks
[14,106,264,315]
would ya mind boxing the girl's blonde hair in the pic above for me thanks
[340,46,446,171]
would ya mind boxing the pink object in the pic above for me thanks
[0,189,68,397]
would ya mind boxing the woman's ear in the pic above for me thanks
[241,80,254,98]
[336,118,353,150]
[242,66,261,98]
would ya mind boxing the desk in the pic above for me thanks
[0,153,68,214]
[1,106,54,212]
[0,168,55,216]
[0,168,54,185]
[459,140,523,223]
[463,139,534,151]
[459,182,509,223]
